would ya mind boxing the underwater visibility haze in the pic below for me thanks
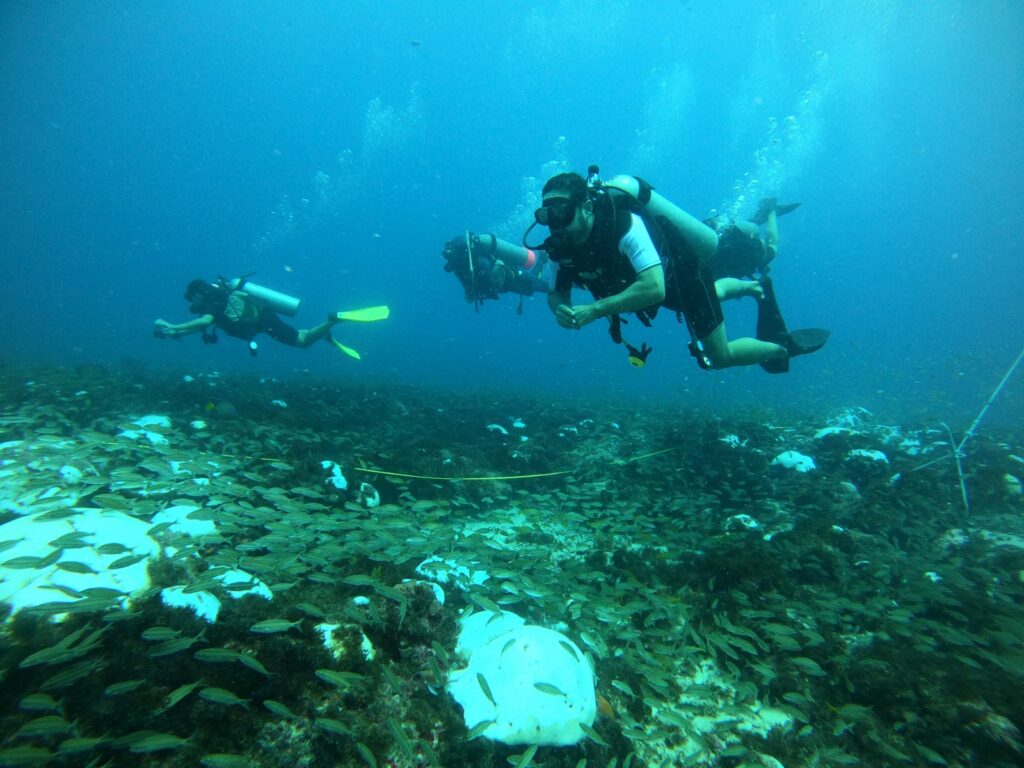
[1,2,1023,767]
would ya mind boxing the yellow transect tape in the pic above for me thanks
[352,467,572,482]
[113,431,683,481]
[350,445,685,482]
[612,446,682,464]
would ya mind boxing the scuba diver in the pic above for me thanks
[441,228,766,367]
[526,167,828,373]
[153,276,389,359]
[705,197,800,280]
[442,233,549,312]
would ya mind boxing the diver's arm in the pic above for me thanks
[154,315,215,339]
[547,289,568,313]
[549,288,580,329]
[571,266,665,328]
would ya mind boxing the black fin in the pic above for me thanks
[751,197,777,226]
[752,198,800,225]
[761,356,789,374]
[756,276,788,344]
[786,328,830,357]
[760,328,830,374]
[757,276,790,374]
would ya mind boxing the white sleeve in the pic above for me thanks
[619,213,662,274]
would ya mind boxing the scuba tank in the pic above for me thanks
[521,168,718,263]
[600,175,719,263]
[472,234,541,271]
[222,277,301,317]
[443,231,547,312]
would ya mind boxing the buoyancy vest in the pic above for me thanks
[547,186,700,323]
[549,187,636,299]
[218,291,262,339]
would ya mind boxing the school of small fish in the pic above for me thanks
[1,366,1022,767]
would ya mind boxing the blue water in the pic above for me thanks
[2,1,1022,426]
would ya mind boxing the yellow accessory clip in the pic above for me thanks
[626,342,652,368]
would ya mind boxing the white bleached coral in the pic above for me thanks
[447,610,596,746]
[770,451,816,472]
[0,508,160,618]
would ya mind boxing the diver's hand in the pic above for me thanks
[570,303,600,329]
[554,304,576,329]
[153,320,175,339]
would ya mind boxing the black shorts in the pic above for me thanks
[664,255,724,340]
[220,311,299,346]
[257,311,300,346]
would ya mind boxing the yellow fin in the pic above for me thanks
[330,338,361,360]
[334,305,390,322]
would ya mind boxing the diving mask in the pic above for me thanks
[534,198,576,230]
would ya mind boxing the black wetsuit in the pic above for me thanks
[223,311,299,346]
